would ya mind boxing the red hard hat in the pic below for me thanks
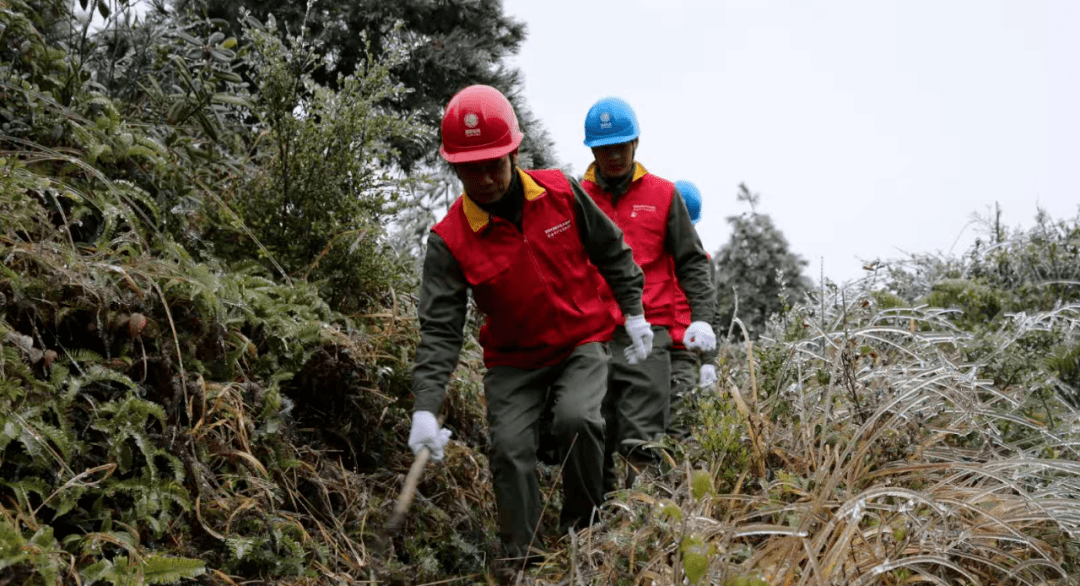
[439,85,524,163]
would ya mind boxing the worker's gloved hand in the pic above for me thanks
[699,364,718,388]
[684,321,717,352]
[623,315,654,365]
[408,411,452,462]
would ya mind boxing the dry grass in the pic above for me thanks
[6,215,1079,584]
[523,282,1080,586]
[5,142,1079,584]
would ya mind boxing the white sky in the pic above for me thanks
[502,0,1080,284]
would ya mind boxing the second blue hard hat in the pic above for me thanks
[675,180,702,224]
[584,97,640,147]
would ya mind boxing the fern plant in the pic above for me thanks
[81,554,206,585]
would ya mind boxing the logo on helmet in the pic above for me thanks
[599,111,612,129]
[463,113,481,137]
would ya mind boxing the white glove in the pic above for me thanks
[684,321,716,352]
[408,411,452,462]
[623,315,654,365]
[698,364,718,388]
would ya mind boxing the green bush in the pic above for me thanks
[924,277,1003,330]
[1,1,491,583]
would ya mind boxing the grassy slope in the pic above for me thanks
[527,287,1080,585]
[3,1,1080,584]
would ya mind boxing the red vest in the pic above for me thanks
[583,163,681,328]
[432,169,615,368]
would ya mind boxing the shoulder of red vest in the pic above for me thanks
[432,196,466,238]
[632,174,677,212]
[579,177,601,194]
[523,168,571,190]
[639,172,675,192]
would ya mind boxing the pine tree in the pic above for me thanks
[713,183,813,339]
[186,0,559,171]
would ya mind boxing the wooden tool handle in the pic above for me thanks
[384,446,431,532]
[382,415,445,535]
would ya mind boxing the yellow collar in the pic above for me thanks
[583,162,648,184]
[461,169,547,232]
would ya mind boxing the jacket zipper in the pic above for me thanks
[494,217,559,326]
[522,233,554,300]
[519,225,563,333]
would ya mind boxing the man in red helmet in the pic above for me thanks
[408,85,650,570]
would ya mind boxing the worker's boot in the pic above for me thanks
[490,543,547,584]
[489,560,520,586]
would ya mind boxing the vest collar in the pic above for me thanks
[461,169,547,232]
[583,162,648,185]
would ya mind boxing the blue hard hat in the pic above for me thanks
[584,97,640,147]
[675,180,702,224]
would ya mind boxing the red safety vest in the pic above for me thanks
[583,163,681,328]
[433,169,615,368]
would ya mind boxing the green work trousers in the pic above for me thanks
[485,342,609,556]
[603,326,672,493]
[668,346,698,440]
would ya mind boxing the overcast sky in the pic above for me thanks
[501,0,1079,284]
